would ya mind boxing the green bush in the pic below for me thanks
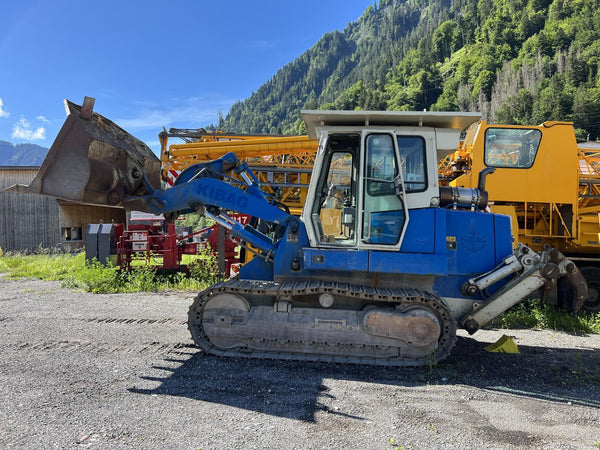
[188,252,221,284]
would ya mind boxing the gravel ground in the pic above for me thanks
[0,276,599,449]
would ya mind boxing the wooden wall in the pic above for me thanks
[0,167,60,251]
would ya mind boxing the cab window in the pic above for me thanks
[484,128,542,168]
[365,134,398,196]
[397,135,426,192]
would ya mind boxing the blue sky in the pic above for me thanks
[0,0,373,154]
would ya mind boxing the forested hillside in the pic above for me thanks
[223,0,600,140]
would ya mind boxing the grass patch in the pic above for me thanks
[492,301,600,334]
[0,249,81,280]
[0,250,222,293]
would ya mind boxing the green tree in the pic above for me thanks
[533,75,573,122]
[495,89,535,124]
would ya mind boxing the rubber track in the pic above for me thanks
[188,278,458,367]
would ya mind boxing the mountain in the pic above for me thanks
[223,0,600,140]
[0,140,48,166]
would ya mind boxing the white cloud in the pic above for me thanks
[0,97,9,118]
[11,116,46,141]
[36,115,50,123]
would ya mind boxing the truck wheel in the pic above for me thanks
[558,266,600,313]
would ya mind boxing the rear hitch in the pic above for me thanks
[461,245,588,334]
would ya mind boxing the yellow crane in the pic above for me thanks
[440,120,600,312]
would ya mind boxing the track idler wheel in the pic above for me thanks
[189,292,250,351]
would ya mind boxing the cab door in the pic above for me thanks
[360,132,409,250]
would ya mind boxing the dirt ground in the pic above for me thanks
[0,276,599,449]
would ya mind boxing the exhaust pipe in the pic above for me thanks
[6,97,160,209]
[439,167,496,210]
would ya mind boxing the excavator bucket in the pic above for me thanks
[6,97,160,208]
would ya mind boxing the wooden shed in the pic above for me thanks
[0,166,126,252]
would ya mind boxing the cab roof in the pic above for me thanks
[301,110,481,140]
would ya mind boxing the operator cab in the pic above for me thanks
[301,110,481,251]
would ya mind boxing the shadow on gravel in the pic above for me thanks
[130,334,600,421]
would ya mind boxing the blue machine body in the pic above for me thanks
[239,207,513,301]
